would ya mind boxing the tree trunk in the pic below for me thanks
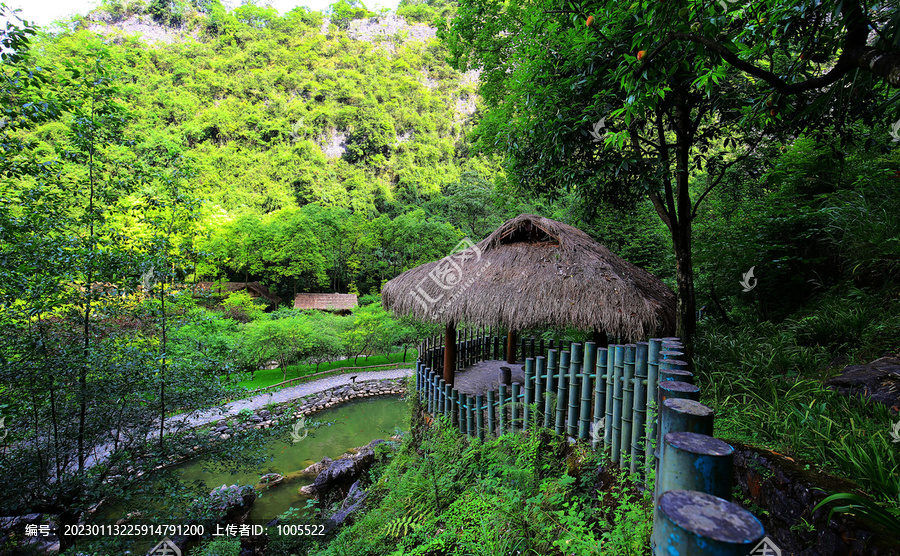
[443,323,457,386]
[672,222,696,368]
[672,95,697,370]
[506,329,517,364]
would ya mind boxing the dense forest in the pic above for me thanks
[2,0,900,554]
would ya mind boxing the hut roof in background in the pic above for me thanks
[381,214,676,341]
[195,281,282,305]
[294,293,358,312]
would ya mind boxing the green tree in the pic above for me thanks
[343,301,395,364]
[445,0,900,358]
[0,21,227,551]
[329,0,371,29]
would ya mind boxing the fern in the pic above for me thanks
[383,507,430,538]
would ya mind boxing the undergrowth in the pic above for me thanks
[695,282,900,510]
[294,391,652,556]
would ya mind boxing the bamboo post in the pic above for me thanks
[476,394,484,440]
[498,384,507,435]
[438,378,446,414]
[493,335,500,360]
[604,344,617,450]
[659,349,684,361]
[567,343,582,437]
[544,350,558,428]
[659,381,700,405]
[457,389,466,433]
[611,345,625,463]
[534,356,546,426]
[427,371,435,414]
[647,338,662,472]
[654,490,764,556]
[443,383,452,420]
[520,336,527,364]
[594,347,608,451]
[539,338,545,358]
[466,395,474,437]
[621,344,636,465]
[658,398,715,459]
[529,336,535,359]
[511,383,520,433]
[659,367,694,384]
[416,362,421,394]
[524,358,535,430]
[555,350,570,435]
[487,389,496,437]
[579,342,596,440]
[658,432,734,501]
[631,342,648,476]
[450,389,459,428]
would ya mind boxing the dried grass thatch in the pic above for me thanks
[381,214,675,341]
[294,293,358,312]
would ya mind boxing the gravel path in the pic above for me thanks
[180,367,415,428]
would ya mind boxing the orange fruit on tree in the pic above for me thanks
[586,15,594,27]
[637,50,646,61]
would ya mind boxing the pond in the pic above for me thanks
[103,395,409,526]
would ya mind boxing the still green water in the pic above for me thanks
[106,395,408,526]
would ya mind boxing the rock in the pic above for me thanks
[258,409,271,419]
[299,484,316,496]
[300,456,333,475]
[250,415,263,423]
[220,434,230,440]
[256,473,284,490]
[208,484,256,524]
[825,356,900,412]
[323,480,368,533]
[310,439,388,505]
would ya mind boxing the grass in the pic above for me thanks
[235,350,418,391]
[268,388,653,556]
[694,283,900,510]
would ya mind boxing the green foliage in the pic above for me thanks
[311,412,645,556]
[329,1,372,29]
[695,303,900,508]
[221,290,266,322]
[193,536,242,556]
[813,492,900,535]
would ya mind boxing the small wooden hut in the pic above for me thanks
[293,293,358,314]
[381,214,675,385]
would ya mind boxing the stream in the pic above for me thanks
[100,395,409,526]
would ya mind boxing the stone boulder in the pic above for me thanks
[208,484,256,524]
[300,456,333,476]
[323,480,368,533]
[308,439,386,504]
[825,356,900,413]
[255,473,284,490]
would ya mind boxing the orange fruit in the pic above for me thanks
[587,15,594,27]
[637,50,646,61]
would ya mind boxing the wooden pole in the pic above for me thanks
[444,322,457,386]
[506,329,517,363]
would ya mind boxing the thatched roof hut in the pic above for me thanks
[294,293,358,314]
[381,214,675,382]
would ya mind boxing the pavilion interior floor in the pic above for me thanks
[451,359,527,397]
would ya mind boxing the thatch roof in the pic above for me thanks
[194,281,281,305]
[294,293,358,312]
[381,214,676,341]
